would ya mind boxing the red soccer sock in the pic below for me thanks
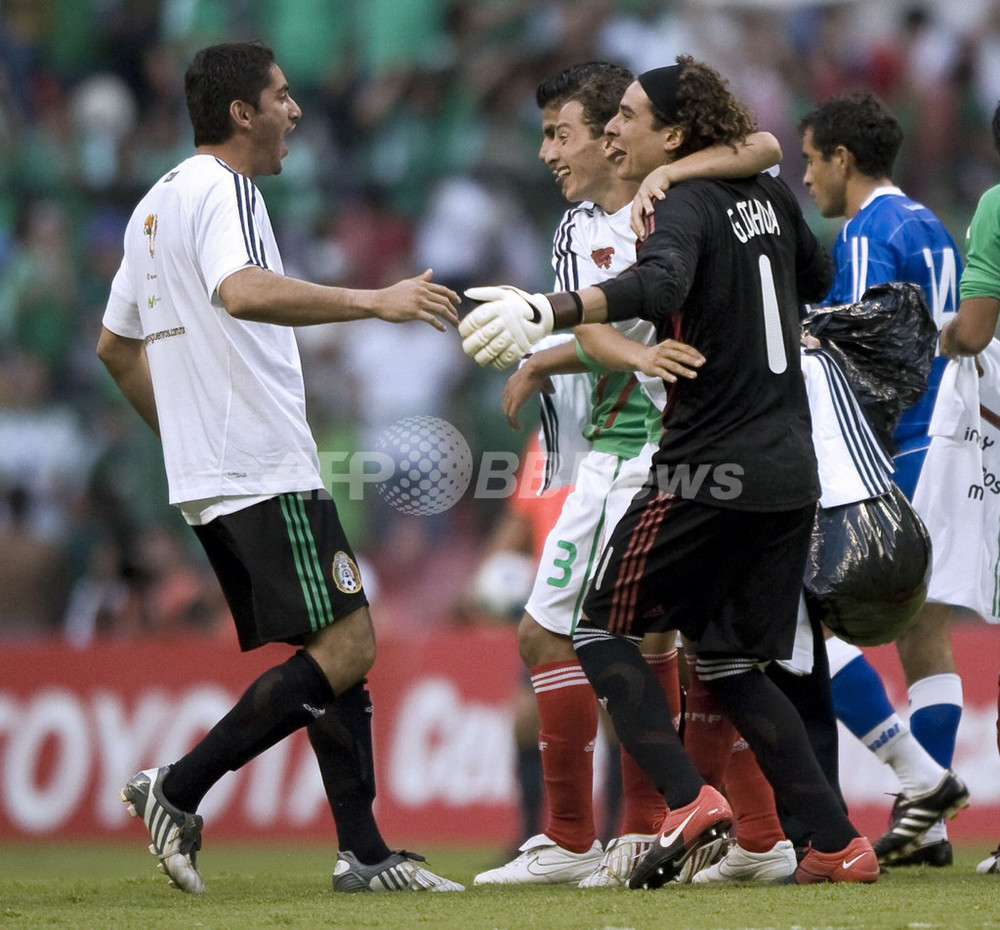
[682,657,737,788]
[530,660,599,852]
[723,737,786,853]
[647,648,683,725]
[617,649,681,834]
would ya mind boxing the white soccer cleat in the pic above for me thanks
[579,833,656,888]
[976,844,1000,875]
[692,838,797,883]
[121,766,205,894]
[474,834,603,886]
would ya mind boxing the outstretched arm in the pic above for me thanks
[460,284,616,370]
[219,267,460,330]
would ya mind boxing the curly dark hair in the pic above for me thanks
[798,91,903,179]
[184,41,276,147]
[649,55,756,159]
[536,61,633,140]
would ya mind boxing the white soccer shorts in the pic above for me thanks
[526,443,655,635]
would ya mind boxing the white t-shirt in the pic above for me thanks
[553,201,664,409]
[914,340,1000,620]
[103,154,323,521]
[552,200,652,343]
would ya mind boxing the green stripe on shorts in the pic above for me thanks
[570,458,623,633]
[279,493,333,632]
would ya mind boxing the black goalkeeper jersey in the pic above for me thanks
[598,172,832,512]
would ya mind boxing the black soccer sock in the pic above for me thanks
[574,626,703,809]
[307,682,391,864]
[766,602,846,846]
[601,729,624,842]
[516,742,543,840]
[163,650,333,813]
[700,659,857,853]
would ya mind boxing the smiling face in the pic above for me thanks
[801,128,848,219]
[604,80,674,182]
[541,100,618,205]
[247,64,301,177]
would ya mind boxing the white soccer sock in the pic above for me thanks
[824,636,862,676]
[908,673,964,716]
[907,674,964,847]
[859,714,946,798]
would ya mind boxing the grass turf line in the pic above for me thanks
[1,842,997,930]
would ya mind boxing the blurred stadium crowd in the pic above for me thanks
[3,0,1000,642]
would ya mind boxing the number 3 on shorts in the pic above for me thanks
[546,540,577,589]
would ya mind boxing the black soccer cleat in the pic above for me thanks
[889,839,953,868]
[629,785,733,889]
[873,771,968,866]
[332,850,464,892]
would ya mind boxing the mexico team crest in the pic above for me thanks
[332,551,362,594]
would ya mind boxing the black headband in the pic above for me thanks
[638,64,684,124]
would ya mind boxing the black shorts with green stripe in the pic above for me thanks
[193,490,368,651]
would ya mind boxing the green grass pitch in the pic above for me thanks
[1,841,997,930]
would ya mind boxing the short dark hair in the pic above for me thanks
[184,41,276,146]
[536,61,633,140]
[798,91,903,179]
[992,99,1000,156]
[651,55,756,160]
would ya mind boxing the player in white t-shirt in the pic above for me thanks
[100,42,462,896]
[472,62,781,889]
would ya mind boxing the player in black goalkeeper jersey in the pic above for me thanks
[460,55,879,886]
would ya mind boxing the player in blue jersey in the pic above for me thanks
[800,91,968,867]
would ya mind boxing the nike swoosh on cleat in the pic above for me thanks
[525,857,586,877]
[842,854,868,869]
[528,306,542,324]
[658,808,699,849]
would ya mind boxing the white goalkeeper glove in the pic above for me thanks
[460,285,555,370]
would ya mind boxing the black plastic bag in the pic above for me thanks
[802,282,937,447]
[803,484,931,646]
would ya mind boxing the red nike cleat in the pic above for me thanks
[786,836,880,884]
[629,785,733,889]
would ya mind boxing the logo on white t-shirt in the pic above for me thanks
[591,246,615,269]
[143,214,158,257]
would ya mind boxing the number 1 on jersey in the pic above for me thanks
[758,254,787,374]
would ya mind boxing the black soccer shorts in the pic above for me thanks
[193,490,369,651]
[583,490,814,661]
